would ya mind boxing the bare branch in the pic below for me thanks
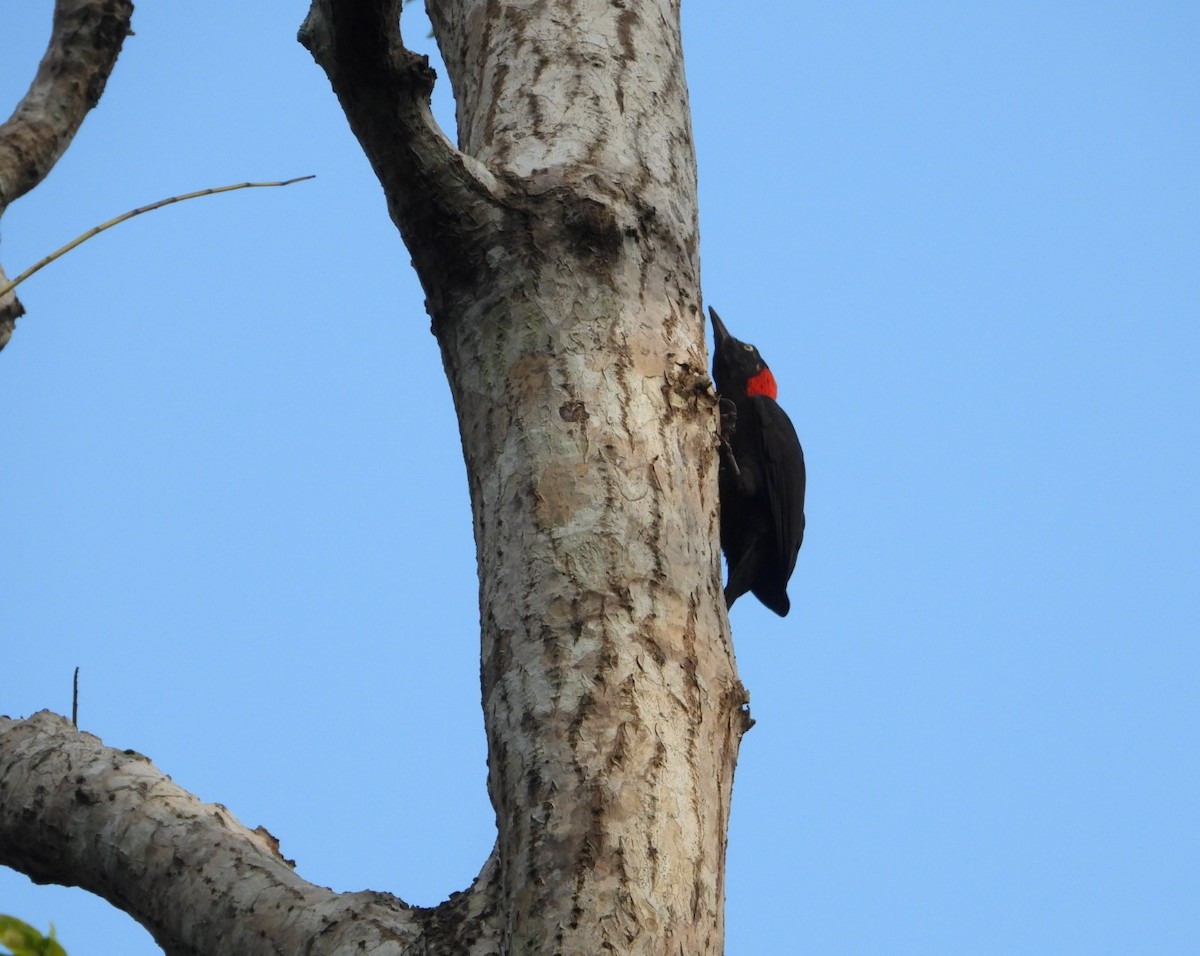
[0,0,134,213]
[0,711,504,956]
[0,176,316,300]
[0,0,134,346]
[298,0,507,313]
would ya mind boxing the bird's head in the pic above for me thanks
[709,307,777,400]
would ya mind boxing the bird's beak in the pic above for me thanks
[709,307,730,347]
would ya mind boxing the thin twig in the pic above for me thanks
[0,176,316,298]
[72,666,79,728]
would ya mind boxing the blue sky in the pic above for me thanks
[3,3,1198,954]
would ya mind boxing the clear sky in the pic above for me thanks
[3,3,1198,954]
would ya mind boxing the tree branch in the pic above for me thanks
[298,0,507,315]
[0,0,134,350]
[0,712,502,956]
[0,0,133,213]
[0,177,316,300]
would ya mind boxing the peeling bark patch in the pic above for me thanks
[507,351,553,401]
[535,460,591,529]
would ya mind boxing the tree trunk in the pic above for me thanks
[1,2,751,953]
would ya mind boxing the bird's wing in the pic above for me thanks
[751,395,806,577]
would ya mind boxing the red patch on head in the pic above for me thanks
[746,367,777,400]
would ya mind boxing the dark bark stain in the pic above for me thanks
[524,90,544,135]
[680,604,701,768]
[615,9,639,63]
[562,196,623,267]
[559,401,589,423]
[648,458,666,581]
[482,61,508,149]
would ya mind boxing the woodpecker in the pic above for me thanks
[710,307,806,616]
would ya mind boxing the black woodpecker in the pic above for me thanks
[710,307,806,616]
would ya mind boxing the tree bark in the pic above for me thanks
[0,0,134,350]
[0,712,441,956]
[1,2,751,954]
[312,3,750,951]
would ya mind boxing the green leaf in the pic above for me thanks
[0,917,67,956]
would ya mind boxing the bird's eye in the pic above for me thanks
[743,344,754,352]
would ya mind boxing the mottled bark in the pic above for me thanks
[0,711,505,956]
[2,2,751,954]
[0,0,134,350]
[307,1,749,952]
